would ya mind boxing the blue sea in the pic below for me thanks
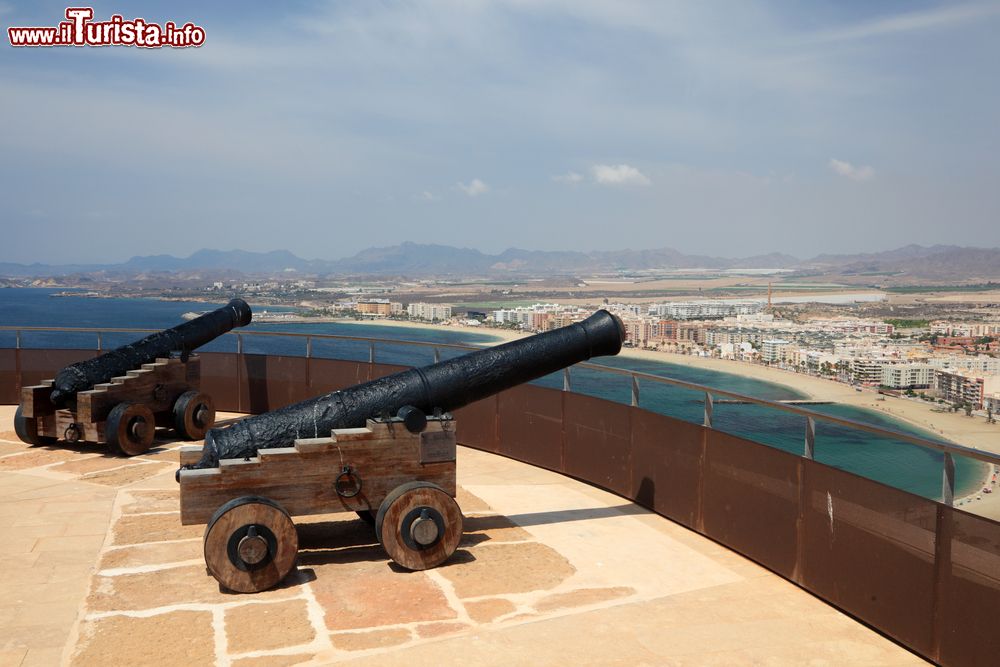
[0,287,985,500]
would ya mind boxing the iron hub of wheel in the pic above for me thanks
[226,523,278,571]
[128,416,147,440]
[402,506,445,550]
[237,526,269,565]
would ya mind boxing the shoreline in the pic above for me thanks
[14,290,999,518]
[331,318,1000,518]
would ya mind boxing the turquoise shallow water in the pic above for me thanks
[0,288,985,499]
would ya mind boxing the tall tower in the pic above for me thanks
[767,282,773,313]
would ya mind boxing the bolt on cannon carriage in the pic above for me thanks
[14,299,252,456]
[177,310,626,593]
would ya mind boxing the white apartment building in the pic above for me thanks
[851,358,894,385]
[647,300,763,320]
[719,341,755,360]
[407,303,453,321]
[932,321,968,336]
[706,328,765,348]
[928,356,1000,375]
[803,350,839,374]
[761,339,790,363]
[492,308,525,326]
[492,304,587,330]
[880,364,935,390]
[807,318,895,335]
[931,321,1000,337]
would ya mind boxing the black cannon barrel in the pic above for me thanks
[188,309,625,469]
[50,299,253,407]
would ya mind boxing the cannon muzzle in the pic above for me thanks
[50,298,252,407]
[189,309,625,469]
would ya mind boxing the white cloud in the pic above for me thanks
[457,178,489,196]
[420,190,439,202]
[591,163,650,186]
[807,3,1000,44]
[553,171,584,184]
[829,158,875,182]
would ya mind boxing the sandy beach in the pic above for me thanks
[315,318,1000,520]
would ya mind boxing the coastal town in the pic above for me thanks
[256,293,1000,420]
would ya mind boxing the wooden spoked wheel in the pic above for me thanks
[203,496,298,594]
[13,405,55,446]
[106,402,155,456]
[376,481,463,571]
[173,391,215,440]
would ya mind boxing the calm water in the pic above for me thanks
[0,288,985,499]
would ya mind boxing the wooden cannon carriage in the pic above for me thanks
[15,355,215,456]
[176,309,626,593]
[178,411,461,593]
[13,298,251,456]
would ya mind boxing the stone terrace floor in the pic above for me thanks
[0,405,925,666]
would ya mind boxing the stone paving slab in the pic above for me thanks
[0,405,925,666]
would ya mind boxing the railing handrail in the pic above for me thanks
[4,325,999,474]
[574,361,999,466]
[0,325,478,352]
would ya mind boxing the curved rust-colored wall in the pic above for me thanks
[3,349,999,665]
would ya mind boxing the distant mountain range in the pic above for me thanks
[1,243,997,281]
[804,244,1000,279]
[0,249,329,279]
[333,242,801,274]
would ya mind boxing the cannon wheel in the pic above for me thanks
[173,391,215,440]
[203,496,298,594]
[13,405,56,446]
[376,481,463,571]
[106,402,156,456]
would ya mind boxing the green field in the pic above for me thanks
[884,318,931,328]
[885,283,1000,294]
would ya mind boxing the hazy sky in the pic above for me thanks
[2,1,999,264]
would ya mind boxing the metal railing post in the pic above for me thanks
[563,367,571,392]
[96,332,102,352]
[236,333,244,413]
[941,452,955,506]
[305,336,312,359]
[631,375,640,407]
[703,391,713,428]
[433,347,441,363]
[804,416,816,460]
[14,330,21,394]
[368,341,375,364]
